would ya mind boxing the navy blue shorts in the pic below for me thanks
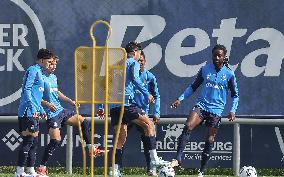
[46,109,75,129]
[110,104,145,127]
[192,105,221,129]
[127,123,144,134]
[18,117,40,133]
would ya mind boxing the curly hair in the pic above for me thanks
[212,44,229,68]
[37,48,55,60]
[125,41,141,53]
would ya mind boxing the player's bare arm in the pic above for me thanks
[41,100,57,112]
[148,94,155,104]
[57,90,76,106]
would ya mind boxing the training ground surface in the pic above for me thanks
[2,173,283,177]
[1,175,277,177]
[0,175,241,177]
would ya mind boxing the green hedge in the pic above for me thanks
[2,166,284,176]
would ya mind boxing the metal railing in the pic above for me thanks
[1,115,284,176]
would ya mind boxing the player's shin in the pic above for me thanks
[40,139,60,166]
[176,126,192,162]
[81,119,106,156]
[115,148,123,169]
[141,135,151,171]
[17,136,34,168]
[26,136,38,173]
[143,136,158,160]
[81,119,91,144]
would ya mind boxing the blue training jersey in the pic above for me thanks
[134,69,160,117]
[125,57,150,106]
[42,73,64,119]
[98,57,151,109]
[178,63,239,116]
[18,64,46,117]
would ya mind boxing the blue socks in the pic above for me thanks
[144,136,156,150]
[200,141,213,173]
[176,125,192,162]
[41,139,60,166]
[81,119,91,144]
[141,135,151,171]
[115,149,123,169]
[26,136,38,167]
[17,136,34,167]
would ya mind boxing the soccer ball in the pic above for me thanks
[239,166,257,177]
[158,165,175,177]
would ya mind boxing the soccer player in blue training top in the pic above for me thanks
[15,49,54,177]
[170,44,239,177]
[133,51,161,176]
[109,42,169,177]
[37,56,105,176]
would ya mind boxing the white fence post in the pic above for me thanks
[233,123,240,176]
[66,125,73,174]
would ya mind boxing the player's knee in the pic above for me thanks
[21,130,39,137]
[30,132,39,137]
[117,142,124,149]
[185,122,194,131]
[22,135,34,153]
[69,114,84,125]
[49,128,61,141]
[207,136,215,144]
[78,115,85,122]
[55,136,61,141]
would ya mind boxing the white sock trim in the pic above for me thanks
[16,166,24,173]
[26,167,35,173]
[149,149,158,160]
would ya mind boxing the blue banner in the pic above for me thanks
[1,122,284,168]
[1,0,284,116]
